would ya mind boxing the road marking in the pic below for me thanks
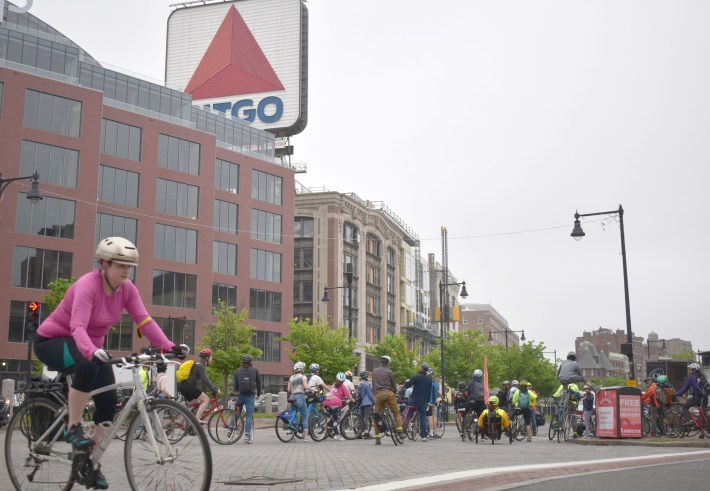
[336,450,710,491]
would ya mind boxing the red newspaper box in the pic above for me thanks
[595,386,643,439]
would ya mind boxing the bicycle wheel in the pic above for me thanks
[340,411,364,440]
[275,416,297,443]
[208,408,243,444]
[436,413,446,438]
[125,399,211,491]
[455,412,463,433]
[557,414,565,443]
[464,414,477,442]
[514,416,526,442]
[641,415,652,438]
[548,415,558,441]
[385,410,399,446]
[562,413,574,442]
[5,397,72,491]
[407,414,420,441]
[309,408,330,442]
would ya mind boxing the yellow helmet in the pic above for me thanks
[489,396,499,405]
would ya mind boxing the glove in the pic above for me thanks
[170,344,189,360]
[93,349,111,363]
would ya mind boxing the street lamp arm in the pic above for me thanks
[0,172,42,202]
[575,206,622,219]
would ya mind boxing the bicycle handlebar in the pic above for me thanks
[105,352,181,367]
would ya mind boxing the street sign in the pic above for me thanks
[626,379,637,387]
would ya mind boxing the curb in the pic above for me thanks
[567,437,710,448]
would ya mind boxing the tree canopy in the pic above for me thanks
[281,317,358,383]
[365,334,420,382]
[43,277,78,313]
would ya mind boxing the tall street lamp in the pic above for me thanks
[487,329,526,348]
[0,172,42,203]
[321,263,354,339]
[571,205,636,382]
[439,279,468,400]
[542,350,558,368]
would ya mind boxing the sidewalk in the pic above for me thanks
[568,435,710,448]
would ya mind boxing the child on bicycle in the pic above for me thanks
[323,372,356,440]
[33,237,188,490]
[477,395,510,440]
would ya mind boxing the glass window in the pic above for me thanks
[16,193,75,238]
[101,119,141,162]
[152,270,197,308]
[251,209,282,244]
[213,241,237,275]
[251,170,282,205]
[367,234,381,258]
[249,289,282,322]
[252,330,281,363]
[250,249,282,282]
[20,140,78,188]
[214,200,238,234]
[344,222,359,245]
[157,134,200,176]
[294,217,314,238]
[156,178,199,218]
[23,89,81,138]
[98,165,139,207]
[95,213,137,246]
[12,246,73,289]
[154,224,198,264]
[212,283,237,310]
[104,313,133,352]
[215,158,239,194]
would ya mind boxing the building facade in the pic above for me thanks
[0,8,294,391]
[460,303,518,347]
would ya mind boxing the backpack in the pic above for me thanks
[175,359,195,383]
[662,387,675,406]
[655,385,667,405]
[698,376,710,397]
[468,379,484,402]
[236,367,256,394]
[517,391,530,409]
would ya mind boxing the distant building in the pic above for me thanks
[577,341,618,379]
[460,304,519,348]
[575,327,644,381]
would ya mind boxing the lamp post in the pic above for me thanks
[543,350,558,368]
[321,263,354,339]
[487,329,526,348]
[571,205,635,381]
[647,339,666,360]
[0,172,42,203]
[438,279,468,402]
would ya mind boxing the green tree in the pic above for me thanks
[423,330,488,391]
[43,277,78,313]
[671,351,695,362]
[199,301,262,397]
[488,342,558,396]
[281,318,358,383]
[591,376,627,388]
[365,334,419,382]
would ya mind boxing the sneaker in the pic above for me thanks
[64,424,94,451]
[421,437,429,442]
[93,468,109,490]
[333,435,343,441]
[244,434,252,444]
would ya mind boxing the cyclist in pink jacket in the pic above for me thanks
[34,238,187,488]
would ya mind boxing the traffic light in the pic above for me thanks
[27,301,40,333]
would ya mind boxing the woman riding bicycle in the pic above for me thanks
[287,362,311,442]
[33,237,187,489]
[177,348,221,424]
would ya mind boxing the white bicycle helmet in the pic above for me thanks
[381,355,392,364]
[309,363,320,373]
[95,237,139,266]
[336,372,347,382]
[512,380,519,386]
[293,361,306,373]
[688,362,701,371]
[473,369,483,378]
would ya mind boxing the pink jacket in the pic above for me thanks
[37,270,173,361]
[323,383,350,407]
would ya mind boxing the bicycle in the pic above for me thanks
[373,406,404,446]
[510,408,526,442]
[461,409,478,442]
[184,396,243,445]
[275,401,307,442]
[340,401,365,440]
[5,352,211,490]
[477,410,512,445]
[432,402,446,438]
[677,397,710,438]
[401,405,420,441]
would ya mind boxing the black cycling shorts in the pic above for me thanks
[177,382,202,402]
[33,335,117,423]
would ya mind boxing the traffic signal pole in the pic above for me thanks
[26,301,40,385]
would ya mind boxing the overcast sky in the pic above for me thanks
[28,1,710,366]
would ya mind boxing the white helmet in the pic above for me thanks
[336,372,347,382]
[688,363,701,371]
[473,369,483,378]
[293,361,305,373]
[381,355,392,364]
[512,380,519,386]
[96,237,139,266]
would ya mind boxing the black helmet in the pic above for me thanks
[242,354,253,363]
[458,381,466,390]
[360,371,369,379]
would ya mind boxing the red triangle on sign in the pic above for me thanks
[185,6,284,100]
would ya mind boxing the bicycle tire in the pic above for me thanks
[385,410,399,446]
[557,414,564,443]
[5,397,72,491]
[275,415,297,443]
[562,412,574,442]
[641,415,652,438]
[436,413,446,438]
[208,408,243,444]
[340,410,364,440]
[548,415,558,441]
[124,399,211,491]
[309,408,331,442]
[514,415,526,442]
[455,412,463,433]
[465,414,478,442]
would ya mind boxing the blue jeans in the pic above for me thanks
[415,403,429,438]
[291,393,308,430]
[236,393,255,437]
